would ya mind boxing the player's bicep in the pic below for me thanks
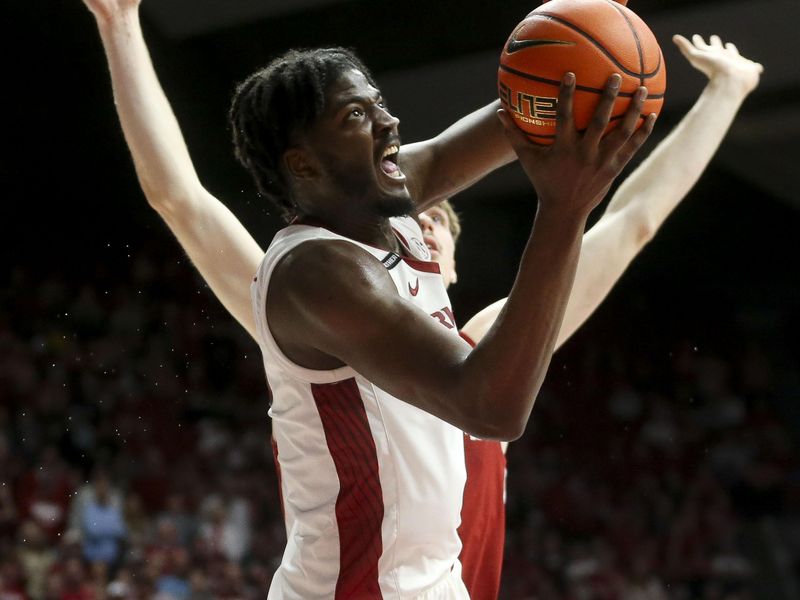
[269,241,476,426]
[397,141,434,209]
[401,101,515,212]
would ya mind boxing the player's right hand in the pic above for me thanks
[497,73,655,218]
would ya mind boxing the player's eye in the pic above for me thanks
[349,107,364,118]
[430,211,446,225]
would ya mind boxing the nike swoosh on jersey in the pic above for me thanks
[506,38,575,54]
[408,278,420,297]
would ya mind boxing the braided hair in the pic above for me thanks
[229,48,376,222]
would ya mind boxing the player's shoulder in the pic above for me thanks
[266,237,400,359]
[272,238,394,307]
[277,237,383,274]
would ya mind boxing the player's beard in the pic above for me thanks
[327,163,414,219]
[374,193,415,218]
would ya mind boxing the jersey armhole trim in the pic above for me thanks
[254,230,358,385]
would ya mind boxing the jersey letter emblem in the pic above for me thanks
[430,306,456,329]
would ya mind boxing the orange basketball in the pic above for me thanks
[498,0,666,144]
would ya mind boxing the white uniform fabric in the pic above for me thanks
[251,216,469,600]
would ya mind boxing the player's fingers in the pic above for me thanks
[672,34,698,60]
[613,112,657,170]
[710,34,723,48]
[553,72,576,143]
[601,86,647,155]
[725,42,740,55]
[583,74,621,147]
[692,34,708,50]
[619,87,648,138]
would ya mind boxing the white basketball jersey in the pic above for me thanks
[251,216,469,600]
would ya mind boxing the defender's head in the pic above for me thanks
[420,200,461,288]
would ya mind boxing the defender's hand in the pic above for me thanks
[498,73,656,217]
[673,34,763,95]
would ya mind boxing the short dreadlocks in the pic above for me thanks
[229,48,376,222]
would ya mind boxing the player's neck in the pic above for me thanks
[333,214,401,253]
[298,211,401,254]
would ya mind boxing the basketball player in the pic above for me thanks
[79,3,756,596]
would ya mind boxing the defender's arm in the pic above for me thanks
[83,0,263,339]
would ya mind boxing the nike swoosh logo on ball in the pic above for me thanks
[506,38,575,54]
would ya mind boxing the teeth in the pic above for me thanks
[382,145,399,159]
[387,170,403,178]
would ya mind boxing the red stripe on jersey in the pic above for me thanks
[401,256,441,274]
[459,331,476,347]
[312,380,384,600]
[391,226,410,250]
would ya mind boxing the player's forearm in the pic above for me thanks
[95,10,204,210]
[606,75,751,234]
[407,100,516,211]
[463,205,587,439]
[554,209,638,347]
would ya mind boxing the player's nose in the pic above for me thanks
[375,104,400,132]
[418,213,433,233]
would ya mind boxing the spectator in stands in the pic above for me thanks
[67,467,123,543]
[79,471,127,571]
[15,446,74,543]
[17,520,55,600]
[156,493,196,547]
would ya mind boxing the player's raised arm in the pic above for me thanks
[461,34,763,347]
[81,0,263,340]
[399,100,516,212]
[271,76,654,441]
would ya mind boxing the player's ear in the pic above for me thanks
[283,148,318,181]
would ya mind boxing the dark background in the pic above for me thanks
[8,0,798,412]
[2,1,800,597]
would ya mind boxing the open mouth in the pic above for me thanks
[379,144,404,179]
[423,234,440,256]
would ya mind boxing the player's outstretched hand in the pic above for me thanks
[498,73,655,217]
[81,0,141,24]
[673,34,763,95]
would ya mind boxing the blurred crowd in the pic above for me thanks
[1,248,798,599]
[501,333,797,600]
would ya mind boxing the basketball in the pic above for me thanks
[498,0,666,144]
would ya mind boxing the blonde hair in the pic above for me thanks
[438,200,462,244]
